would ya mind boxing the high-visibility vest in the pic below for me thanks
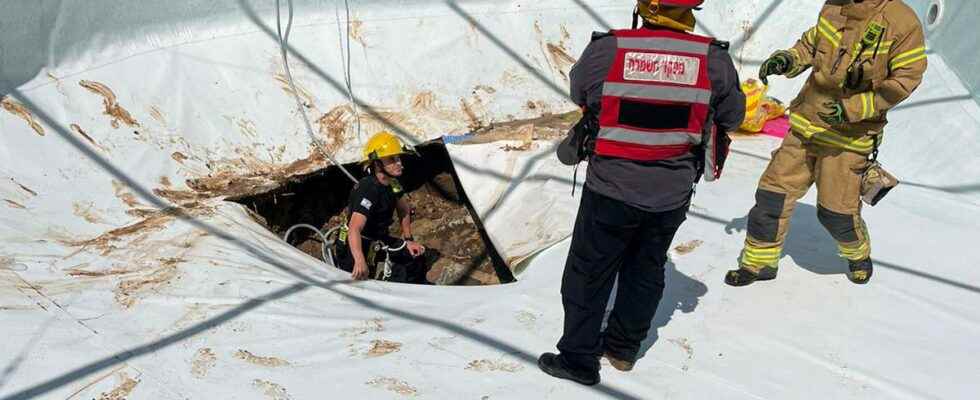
[595,29,714,162]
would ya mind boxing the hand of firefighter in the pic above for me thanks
[352,258,370,281]
[406,241,426,257]
[817,100,847,126]
[758,51,794,85]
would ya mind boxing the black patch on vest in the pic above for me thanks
[747,189,787,243]
[817,205,860,243]
[618,100,691,130]
[711,40,731,50]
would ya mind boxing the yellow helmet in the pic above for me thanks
[362,131,408,162]
[635,0,700,32]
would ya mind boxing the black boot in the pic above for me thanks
[848,258,873,284]
[725,266,778,287]
[538,353,600,386]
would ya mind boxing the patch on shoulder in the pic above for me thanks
[360,198,373,210]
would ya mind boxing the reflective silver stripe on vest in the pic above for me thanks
[602,82,711,104]
[617,37,710,54]
[598,127,702,145]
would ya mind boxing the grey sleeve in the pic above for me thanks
[569,35,617,109]
[707,45,746,133]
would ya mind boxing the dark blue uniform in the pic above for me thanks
[555,30,745,374]
[333,176,427,284]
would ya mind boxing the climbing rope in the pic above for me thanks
[282,222,412,278]
[282,223,339,263]
[274,0,359,184]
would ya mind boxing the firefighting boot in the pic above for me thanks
[724,266,778,287]
[847,258,873,285]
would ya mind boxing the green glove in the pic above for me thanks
[759,51,794,85]
[817,100,846,126]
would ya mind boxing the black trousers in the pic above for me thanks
[557,187,688,372]
[333,236,428,284]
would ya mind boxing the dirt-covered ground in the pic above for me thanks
[230,142,511,286]
[226,110,586,286]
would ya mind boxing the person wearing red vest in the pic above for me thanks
[542,0,745,386]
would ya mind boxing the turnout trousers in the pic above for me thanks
[557,187,688,373]
[740,132,872,273]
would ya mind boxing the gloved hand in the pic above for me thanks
[758,51,794,85]
[817,100,847,126]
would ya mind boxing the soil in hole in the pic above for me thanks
[230,140,513,286]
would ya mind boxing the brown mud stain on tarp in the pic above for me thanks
[343,317,386,338]
[47,71,67,96]
[349,19,367,46]
[9,178,38,197]
[66,265,136,278]
[460,98,485,131]
[273,73,316,107]
[153,188,210,205]
[4,199,26,209]
[500,68,529,87]
[411,91,438,114]
[234,349,291,367]
[70,124,108,152]
[73,201,107,224]
[148,106,166,125]
[547,43,578,73]
[97,373,139,400]
[191,348,218,379]
[365,377,418,397]
[66,204,211,256]
[668,337,694,359]
[456,110,579,146]
[253,379,292,400]
[179,148,332,201]
[114,257,185,308]
[474,85,497,94]
[497,124,535,152]
[168,303,227,333]
[316,105,353,153]
[171,152,189,164]
[673,240,704,255]
[1,96,45,136]
[111,180,146,209]
[232,117,259,139]
[465,359,523,373]
[365,340,403,358]
[79,80,140,129]
[532,20,577,80]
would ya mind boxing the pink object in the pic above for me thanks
[761,116,790,139]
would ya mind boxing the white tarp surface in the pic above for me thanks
[2,1,979,399]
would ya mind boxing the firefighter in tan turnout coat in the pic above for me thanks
[726,0,927,286]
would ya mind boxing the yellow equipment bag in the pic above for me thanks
[739,79,786,133]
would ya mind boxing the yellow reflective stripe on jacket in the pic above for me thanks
[859,91,876,120]
[787,48,808,77]
[818,17,842,47]
[789,113,876,153]
[804,27,818,46]
[852,41,893,58]
[890,46,927,70]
